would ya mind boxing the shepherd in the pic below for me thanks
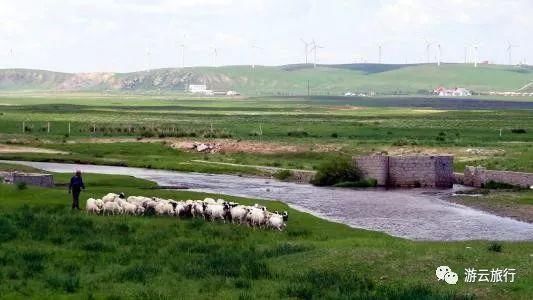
[69,170,85,210]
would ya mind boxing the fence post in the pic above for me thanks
[68,122,71,135]
[22,121,25,134]
[47,122,50,134]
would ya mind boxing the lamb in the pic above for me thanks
[230,205,249,224]
[85,198,101,214]
[103,201,122,215]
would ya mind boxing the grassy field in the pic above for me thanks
[0,94,531,173]
[0,170,532,299]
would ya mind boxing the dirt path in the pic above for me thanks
[0,144,67,154]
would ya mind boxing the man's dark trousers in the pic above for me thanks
[72,187,81,209]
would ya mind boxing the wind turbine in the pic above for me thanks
[179,43,186,68]
[425,40,434,63]
[300,38,311,64]
[506,41,519,66]
[310,40,323,68]
[472,43,480,68]
[437,43,442,67]
[378,44,383,64]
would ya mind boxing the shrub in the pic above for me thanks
[311,159,361,186]
[488,242,503,252]
[331,132,338,138]
[16,182,27,190]
[511,128,526,134]
[287,130,309,137]
[273,169,292,181]
[483,181,518,190]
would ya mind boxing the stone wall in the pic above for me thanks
[0,172,54,187]
[463,166,533,188]
[354,155,389,186]
[354,155,454,188]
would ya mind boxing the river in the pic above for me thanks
[3,160,533,241]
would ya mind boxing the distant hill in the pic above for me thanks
[1,63,532,95]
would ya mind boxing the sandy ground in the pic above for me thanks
[73,137,344,154]
[0,144,67,154]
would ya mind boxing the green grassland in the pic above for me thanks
[0,171,532,299]
[0,94,531,173]
[1,63,533,95]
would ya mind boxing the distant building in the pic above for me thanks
[226,90,240,96]
[433,86,472,97]
[188,84,214,95]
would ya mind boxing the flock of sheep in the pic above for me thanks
[86,193,289,231]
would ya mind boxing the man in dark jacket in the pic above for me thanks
[69,170,85,210]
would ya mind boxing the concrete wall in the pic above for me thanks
[0,172,54,187]
[463,166,533,188]
[354,155,454,188]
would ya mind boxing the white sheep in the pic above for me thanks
[191,201,205,218]
[86,198,101,214]
[103,201,122,215]
[120,200,140,215]
[155,202,174,216]
[204,198,216,204]
[230,205,249,224]
[102,193,119,203]
[205,203,226,222]
[247,206,267,227]
[267,211,287,231]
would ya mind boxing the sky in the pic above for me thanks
[0,0,531,72]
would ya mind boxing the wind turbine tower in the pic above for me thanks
[473,44,479,68]
[180,43,186,68]
[506,42,519,66]
[425,40,433,63]
[437,44,442,67]
[300,38,311,64]
[310,40,323,68]
[378,44,382,64]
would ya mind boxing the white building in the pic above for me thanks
[433,87,472,97]
[188,84,214,95]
